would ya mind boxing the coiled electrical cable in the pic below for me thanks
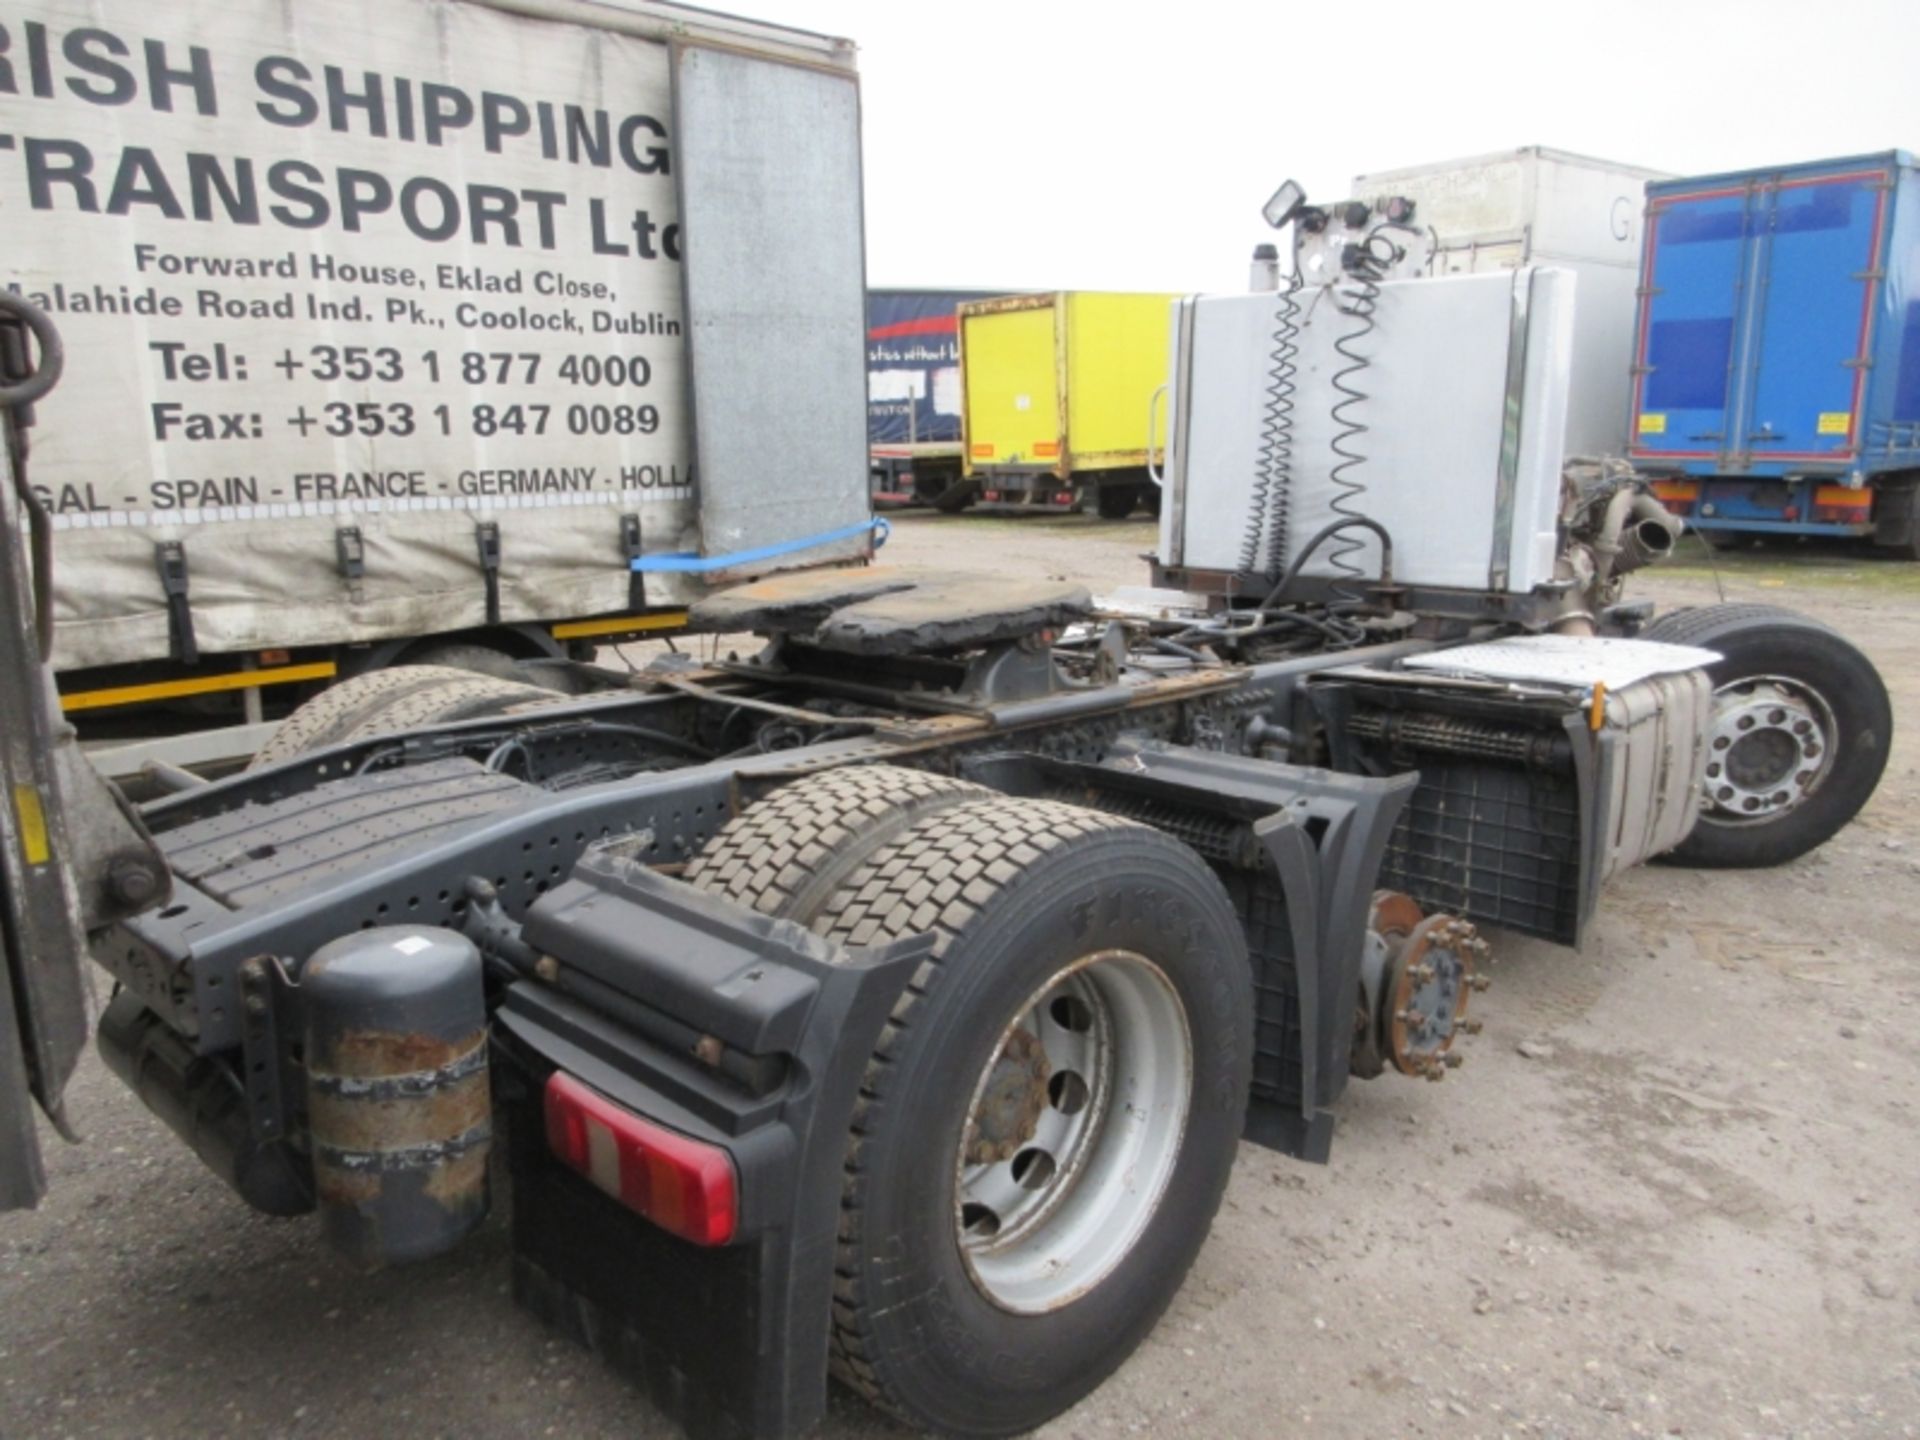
[1240,269,1303,575]
[1324,232,1396,604]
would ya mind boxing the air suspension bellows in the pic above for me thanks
[302,927,491,1265]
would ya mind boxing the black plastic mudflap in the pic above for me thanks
[492,852,929,1440]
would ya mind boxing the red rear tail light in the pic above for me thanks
[543,1072,738,1246]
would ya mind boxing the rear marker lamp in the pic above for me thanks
[544,1071,738,1246]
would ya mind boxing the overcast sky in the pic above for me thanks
[737,0,1918,293]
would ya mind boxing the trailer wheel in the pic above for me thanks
[683,764,990,922]
[248,665,553,769]
[1644,604,1892,867]
[404,642,534,685]
[1871,477,1920,560]
[911,463,965,510]
[806,798,1251,1435]
[933,478,980,514]
[1095,483,1140,520]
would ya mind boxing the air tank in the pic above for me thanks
[302,926,491,1265]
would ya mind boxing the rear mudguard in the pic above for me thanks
[966,743,1416,1160]
[492,851,929,1440]
[486,740,1417,1440]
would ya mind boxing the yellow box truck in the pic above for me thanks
[959,292,1176,517]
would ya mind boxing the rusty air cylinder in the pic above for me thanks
[302,926,491,1265]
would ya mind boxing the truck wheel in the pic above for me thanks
[1140,485,1163,519]
[912,465,963,510]
[1643,604,1892,867]
[808,799,1251,1435]
[1095,483,1140,520]
[248,665,553,769]
[405,642,534,685]
[933,478,980,514]
[683,764,990,922]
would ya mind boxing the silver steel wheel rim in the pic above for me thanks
[954,949,1193,1315]
[1701,673,1837,825]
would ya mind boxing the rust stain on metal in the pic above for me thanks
[966,1026,1050,1165]
[308,1069,488,1154]
[316,1166,383,1209]
[1368,889,1423,941]
[422,1144,491,1212]
[321,1028,471,1080]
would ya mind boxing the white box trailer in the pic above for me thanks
[0,0,872,719]
[1344,147,1669,457]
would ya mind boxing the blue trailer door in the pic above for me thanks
[1632,189,1755,464]
[1743,170,1889,462]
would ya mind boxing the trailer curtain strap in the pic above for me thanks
[629,517,888,574]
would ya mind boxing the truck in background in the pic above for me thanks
[866,288,1000,511]
[1308,147,1668,459]
[959,291,1177,517]
[1628,152,1920,558]
[4,0,876,777]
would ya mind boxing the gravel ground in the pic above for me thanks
[4,512,1917,1440]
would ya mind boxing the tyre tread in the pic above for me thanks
[249,665,553,768]
[682,765,990,922]
[804,797,1150,1418]
[1640,602,1836,648]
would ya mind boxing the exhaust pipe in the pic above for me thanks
[1613,493,1683,576]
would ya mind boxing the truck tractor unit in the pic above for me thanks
[1628,152,1920,557]
[0,32,1897,1440]
[958,291,1178,518]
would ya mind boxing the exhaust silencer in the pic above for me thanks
[303,927,491,1265]
[97,991,314,1216]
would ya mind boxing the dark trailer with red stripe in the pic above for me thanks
[1629,151,1920,556]
[866,289,1000,510]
